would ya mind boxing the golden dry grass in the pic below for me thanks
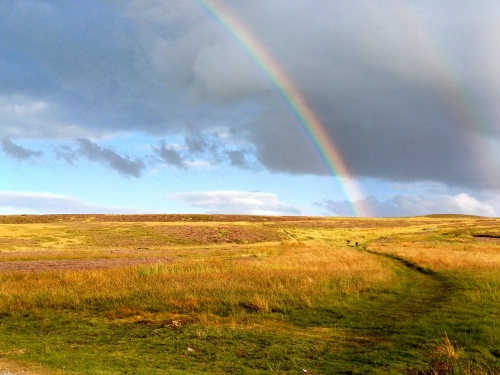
[367,231,500,272]
[2,215,498,320]
[0,241,396,320]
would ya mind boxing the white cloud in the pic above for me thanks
[184,160,213,169]
[320,192,498,217]
[395,193,496,217]
[169,190,302,215]
[0,192,141,215]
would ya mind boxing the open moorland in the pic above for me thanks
[0,214,498,374]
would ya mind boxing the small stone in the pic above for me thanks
[168,320,181,329]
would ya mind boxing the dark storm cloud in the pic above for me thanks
[1,137,43,160]
[0,1,177,136]
[250,108,325,175]
[141,0,500,190]
[1,1,499,190]
[226,0,500,189]
[76,138,145,178]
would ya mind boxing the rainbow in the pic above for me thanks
[195,0,368,217]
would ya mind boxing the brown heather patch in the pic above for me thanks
[0,221,288,253]
[0,257,174,273]
[151,223,287,245]
[81,222,287,248]
[0,213,324,224]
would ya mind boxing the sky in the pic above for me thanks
[1,0,499,217]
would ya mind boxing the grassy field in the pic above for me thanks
[0,214,498,374]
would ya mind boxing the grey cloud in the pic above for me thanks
[0,94,99,140]
[0,1,261,138]
[137,1,267,101]
[53,144,78,164]
[76,138,145,178]
[217,1,500,189]
[0,1,174,136]
[190,43,268,101]
[184,126,224,162]
[185,125,210,153]
[251,108,325,175]
[154,141,187,169]
[1,1,499,191]
[1,137,43,160]
[225,150,252,169]
[154,128,256,170]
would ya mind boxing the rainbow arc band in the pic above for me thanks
[195,0,367,217]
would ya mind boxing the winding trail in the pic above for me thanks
[330,241,455,371]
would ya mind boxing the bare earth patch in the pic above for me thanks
[0,357,58,375]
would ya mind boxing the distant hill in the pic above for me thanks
[422,214,486,219]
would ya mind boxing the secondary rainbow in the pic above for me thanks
[195,0,367,216]
[385,0,498,185]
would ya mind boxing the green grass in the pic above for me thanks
[0,215,499,374]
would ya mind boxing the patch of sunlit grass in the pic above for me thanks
[368,237,500,272]
[0,242,396,323]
